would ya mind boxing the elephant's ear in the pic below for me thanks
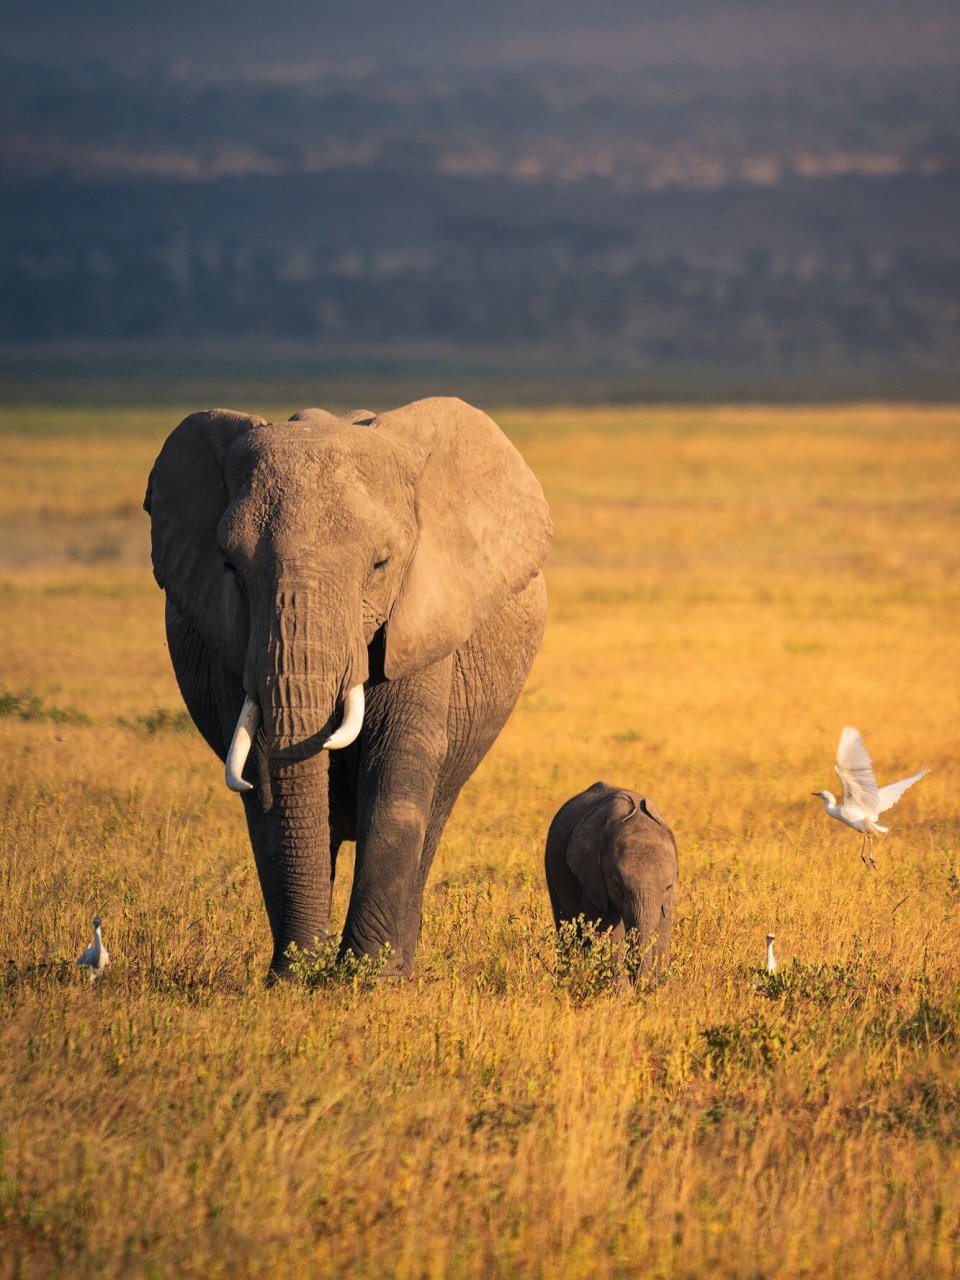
[566,802,612,916]
[638,797,667,827]
[372,397,552,679]
[144,408,265,675]
[638,796,679,866]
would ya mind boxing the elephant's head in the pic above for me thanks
[145,399,552,780]
[567,789,678,968]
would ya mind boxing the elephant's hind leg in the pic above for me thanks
[397,785,462,967]
[396,577,548,967]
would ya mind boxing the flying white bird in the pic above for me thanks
[765,933,776,973]
[812,726,927,868]
[77,915,110,982]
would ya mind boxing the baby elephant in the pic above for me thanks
[545,781,678,970]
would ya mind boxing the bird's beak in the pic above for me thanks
[810,792,820,797]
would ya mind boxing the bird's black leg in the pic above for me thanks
[859,834,876,870]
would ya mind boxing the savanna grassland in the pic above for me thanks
[1,402,959,1280]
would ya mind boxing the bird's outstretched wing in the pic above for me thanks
[835,726,880,817]
[877,769,927,814]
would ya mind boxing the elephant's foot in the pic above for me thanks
[337,928,411,980]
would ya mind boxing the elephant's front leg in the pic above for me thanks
[339,658,452,976]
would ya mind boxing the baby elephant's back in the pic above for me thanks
[547,780,675,854]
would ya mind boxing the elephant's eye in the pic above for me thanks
[373,553,390,571]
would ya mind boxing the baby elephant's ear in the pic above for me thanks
[639,798,667,826]
[638,797,679,868]
[373,397,552,679]
[566,804,611,916]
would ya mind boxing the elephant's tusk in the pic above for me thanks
[323,683,365,750]
[225,696,260,792]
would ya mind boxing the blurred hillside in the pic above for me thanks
[2,53,959,400]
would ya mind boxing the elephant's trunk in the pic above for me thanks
[256,583,368,760]
[242,750,333,978]
[234,583,369,975]
[622,891,664,972]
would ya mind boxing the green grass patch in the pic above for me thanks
[118,707,194,735]
[0,686,90,725]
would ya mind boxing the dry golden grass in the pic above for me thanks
[1,403,959,1279]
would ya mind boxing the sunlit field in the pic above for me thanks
[1,403,959,1279]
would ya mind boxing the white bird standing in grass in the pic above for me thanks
[765,933,776,973]
[77,915,109,982]
[812,726,927,868]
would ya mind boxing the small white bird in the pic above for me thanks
[765,932,776,973]
[813,726,927,868]
[77,915,110,982]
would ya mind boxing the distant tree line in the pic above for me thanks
[3,233,958,371]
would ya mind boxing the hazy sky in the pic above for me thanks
[4,0,959,72]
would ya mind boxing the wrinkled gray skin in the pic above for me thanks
[145,398,551,980]
[545,782,678,971]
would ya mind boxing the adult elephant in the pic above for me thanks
[145,398,551,979]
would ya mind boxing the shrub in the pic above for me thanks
[552,915,661,1002]
[285,936,393,992]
